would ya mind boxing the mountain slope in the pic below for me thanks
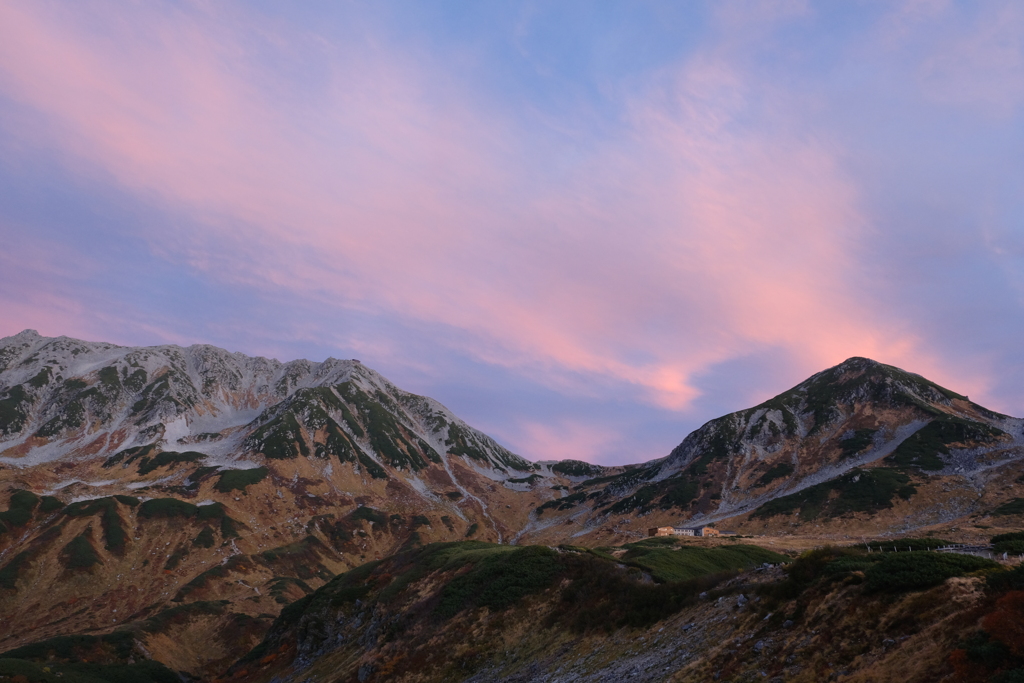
[4,332,1024,679]
[513,357,1024,544]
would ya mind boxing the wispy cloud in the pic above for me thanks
[0,1,1021,462]
[512,419,627,466]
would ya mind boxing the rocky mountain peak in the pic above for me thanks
[568,356,1023,528]
[9,329,41,340]
[0,332,535,478]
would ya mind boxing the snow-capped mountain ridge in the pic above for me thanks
[0,330,528,476]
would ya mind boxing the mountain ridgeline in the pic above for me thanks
[585,358,1014,517]
[2,331,1024,681]
[0,329,529,474]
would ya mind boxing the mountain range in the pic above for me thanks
[2,330,1024,680]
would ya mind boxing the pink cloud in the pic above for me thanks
[0,0,999,429]
[509,419,626,466]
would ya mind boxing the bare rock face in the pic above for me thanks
[2,331,1024,678]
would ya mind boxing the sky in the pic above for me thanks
[0,1,1023,466]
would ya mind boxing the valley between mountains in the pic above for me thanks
[3,330,1024,682]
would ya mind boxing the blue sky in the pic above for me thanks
[1,1,1022,464]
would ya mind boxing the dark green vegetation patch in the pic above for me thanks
[0,489,40,531]
[220,515,240,539]
[840,429,877,458]
[130,370,193,419]
[137,498,198,519]
[575,468,648,490]
[249,411,309,460]
[174,555,253,602]
[987,561,1024,593]
[34,397,85,437]
[770,545,997,602]
[887,416,1005,471]
[0,551,31,590]
[61,532,101,570]
[747,403,796,438]
[136,450,204,476]
[991,532,1024,554]
[435,545,561,618]
[537,492,587,514]
[671,419,743,479]
[306,514,354,549]
[445,423,490,463]
[557,554,751,633]
[192,526,216,548]
[97,366,121,391]
[134,498,240,539]
[341,383,441,470]
[138,600,231,633]
[356,451,388,479]
[214,466,269,493]
[349,506,388,526]
[39,495,63,513]
[122,366,148,393]
[283,387,350,446]
[757,463,795,487]
[186,466,220,487]
[863,551,998,593]
[865,537,953,552]
[314,420,360,463]
[102,444,159,469]
[260,536,333,581]
[34,375,120,438]
[163,546,188,571]
[550,460,605,477]
[27,366,52,388]
[1,631,136,662]
[268,576,314,605]
[607,474,702,515]
[506,474,541,485]
[608,540,788,583]
[751,467,916,521]
[239,561,384,665]
[0,657,181,682]
[0,384,30,435]
[0,629,179,683]
[993,499,1024,517]
[63,497,132,554]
